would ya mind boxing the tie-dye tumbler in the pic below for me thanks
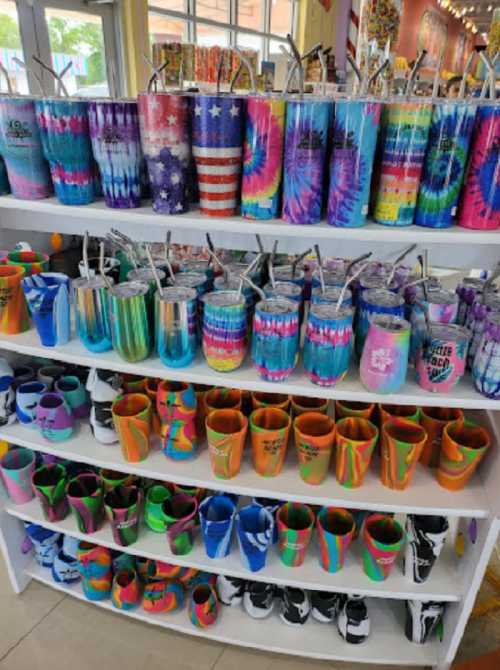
[88,100,142,208]
[202,291,247,372]
[276,502,314,567]
[0,97,51,199]
[473,312,500,399]
[0,446,35,504]
[303,303,354,386]
[294,411,335,485]
[282,99,331,224]
[138,92,190,214]
[335,417,379,488]
[415,101,476,228]
[327,100,382,227]
[21,272,70,347]
[360,315,411,394]
[0,265,29,334]
[362,513,404,581]
[241,96,285,220]
[35,98,95,205]
[437,418,491,491]
[192,95,243,216]
[316,506,355,572]
[381,420,427,491]
[373,102,433,226]
[415,323,470,394]
[252,297,299,382]
[66,473,104,534]
[458,104,500,230]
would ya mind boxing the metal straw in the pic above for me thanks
[82,231,90,281]
[145,244,165,298]
[241,274,266,301]
[459,50,476,99]
[386,243,417,287]
[0,63,12,95]
[418,254,429,302]
[292,248,312,278]
[405,50,427,97]
[335,262,370,313]
[13,57,45,95]
[318,49,328,96]
[32,55,69,97]
[144,54,168,93]
[479,50,497,101]
[231,47,257,94]
[314,244,325,295]
[163,232,176,283]
[345,251,372,278]
[432,55,444,99]
[255,234,264,254]
[99,242,115,295]
[366,58,389,94]
[216,54,224,95]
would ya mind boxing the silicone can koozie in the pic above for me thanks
[189,584,219,627]
[163,493,198,555]
[276,501,314,567]
[0,446,35,504]
[316,506,355,572]
[66,473,104,533]
[76,542,112,601]
[0,265,29,334]
[236,503,274,572]
[104,484,141,547]
[206,409,248,479]
[458,105,500,230]
[415,101,476,228]
[282,99,331,224]
[327,100,381,228]
[381,419,427,491]
[419,407,464,467]
[199,494,236,559]
[293,412,335,485]
[35,98,95,205]
[241,96,285,220]
[335,417,379,488]
[21,272,70,346]
[112,393,151,463]
[249,407,291,477]
[157,380,197,460]
[437,418,491,491]
[362,513,404,581]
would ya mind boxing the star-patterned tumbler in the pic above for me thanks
[191,95,243,216]
[138,92,190,214]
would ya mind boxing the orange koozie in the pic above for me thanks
[294,412,335,485]
[0,265,29,334]
[437,419,491,491]
[206,409,248,479]
[419,407,464,468]
[250,407,291,477]
[381,419,426,491]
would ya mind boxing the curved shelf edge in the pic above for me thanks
[25,561,439,666]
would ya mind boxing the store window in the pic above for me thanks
[0,0,29,94]
[148,0,296,63]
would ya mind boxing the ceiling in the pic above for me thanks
[446,0,496,38]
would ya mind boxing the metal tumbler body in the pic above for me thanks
[73,276,113,353]
[155,287,198,368]
[108,282,151,362]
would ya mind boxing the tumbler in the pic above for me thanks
[108,282,151,362]
[473,312,500,399]
[381,419,427,490]
[155,287,197,367]
[360,315,411,394]
[294,411,335,485]
[303,304,353,387]
[0,265,29,334]
[316,506,355,573]
[0,446,35,504]
[409,288,458,361]
[282,98,331,224]
[199,494,236,559]
[419,406,464,467]
[311,285,352,307]
[252,297,299,382]
[458,105,500,230]
[416,324,470,394]
[327,100,381,227]
[32,463,68,522]
[250,407,291,477]
[192,95,243,216]
[202,291,247,372]
[456,277,485,326]
[138,92,190,214]
[88,100,142,208]
[235,503,274,572]
[404,514,449,584]
[373,102,433,226]
[467,293,500,370]
[206,408,248,479]
[66,473,104,534]
[276,501,314,567]
[437,418,491,491]
[362,514,404,581]
[335,417,379,488]
[35,98,95,205]
[0,97,52,199]
[415,101,476,228]
[73,276,113,353]
[104,484,141,547]
[111,393,152,462]
[355,288,404,357]
[241,96,285,220]
[21,272,70,347]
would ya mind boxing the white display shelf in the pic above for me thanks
[7,497,462,602]
[0,422,490,519]
[25,560,438,666]
[0,195,498,246]
[0,328,498,410]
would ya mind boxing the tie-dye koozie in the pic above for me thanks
[76,542,112,601]
[362,514,404,581]
[317,507,355,573]
[276,502,314,567]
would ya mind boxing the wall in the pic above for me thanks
[297,0,336,52]
[396,0,473,73]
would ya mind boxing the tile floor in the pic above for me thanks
[0,554,498,670]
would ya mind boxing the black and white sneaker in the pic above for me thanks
[405,600,444,644]
[86,368,123,444]
[310,590,341,623]
[279,587,310,627]
[216,575,247,606]
[243,582,275,619]
[337,595,370,644]
[404,515,449,584]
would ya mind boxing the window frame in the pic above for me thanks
[148,0,297,62]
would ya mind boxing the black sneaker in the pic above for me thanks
[405,600,444,644]
[216,575,246,606]
[280,587,310,627]
[404,515,449,584]
[243,582,275,619]
[337,595,370,644]
[310,590,341,623]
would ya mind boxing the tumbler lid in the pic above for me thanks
[310,303,353,321]
[73,275,114,290]
[170,271,206,289]
[312,268,346,286]
[256,297,298,315]
[427,323,471,344]
[127,267,166,283]
[362,288,404,308]
[214,275,252,293]
[158,286,197,303]
[372,314,410,333]
[274,265,305,282]
[426,288,458,307]
[311,286,351,302]
[112,281,149,299]
[264,281,302,301]
[202,290,245,309]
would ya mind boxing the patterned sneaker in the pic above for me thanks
[243,582,275,619]
[279,587,310,626]
[216,575,246,606]
[310,590,341,623]
[337,595,370,644]
[405,600,444,644]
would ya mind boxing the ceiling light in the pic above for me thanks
[461,7,467,15]
[469,5,475,12]
[487,4,493,11]
[472,25,478,33]
[466,20,472,28]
